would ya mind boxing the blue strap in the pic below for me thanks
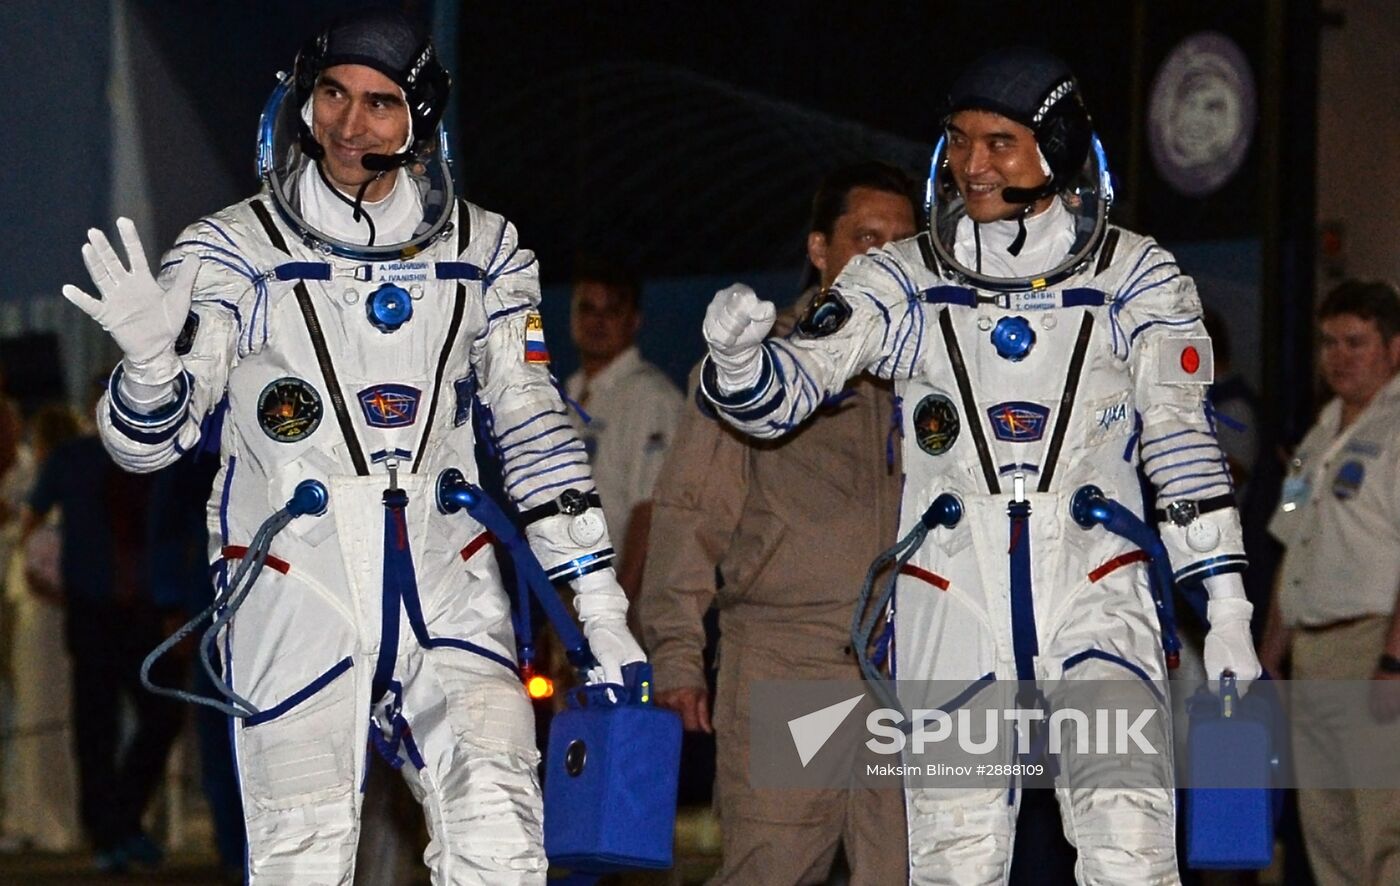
[886,392,902,472]
[1007,502,1038,682]
[371,712,428,771]
[919,285,977,306]
[1061,288,1107,307]
[921,285,1105,309]
[511,560,535,671]
[554,376,592,425]
[461,490,597,673]
[274,262,332,281]
[1087,497,1183,661]
[245,657,353,726]
[435,262,486,281]
[373,492,409,705]
[1205,394,1248,433]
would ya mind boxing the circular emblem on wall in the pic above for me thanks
[912,393,960,456]
[257,377,323,443]
[1148,32,1256,197]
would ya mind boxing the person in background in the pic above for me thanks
[640,160,916,885]
[1259,279,1400,886]
[20,389,183,874]
[566,258,683,603]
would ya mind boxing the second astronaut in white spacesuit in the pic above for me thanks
[63,8,643,885]
[700,49,1261,884]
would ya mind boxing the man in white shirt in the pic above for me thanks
[566,261,683,599]
[1260,278,1400,886]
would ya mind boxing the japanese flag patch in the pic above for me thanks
[1158,336,1214,385]
[524,311,550,364]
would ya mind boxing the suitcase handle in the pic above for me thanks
[567,662,655,710]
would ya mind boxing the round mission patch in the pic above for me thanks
[258,377,324,443]
[913,393,960,456]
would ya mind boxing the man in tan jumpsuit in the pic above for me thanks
[639,161,916,884]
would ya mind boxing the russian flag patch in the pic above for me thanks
[524,312,550,364]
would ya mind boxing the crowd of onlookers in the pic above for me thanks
[0,374,244,880]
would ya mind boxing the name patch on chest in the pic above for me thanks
[374,260,432,284]
[358,384,422,428]
[987,401,1050,442]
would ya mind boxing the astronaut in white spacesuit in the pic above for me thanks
[62,8,643,884]
[700,49,1261,884]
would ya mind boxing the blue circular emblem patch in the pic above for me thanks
[913,394,960,456]
[1332,460,1365,500]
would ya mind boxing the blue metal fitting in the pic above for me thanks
[367,283,413,333]
[436,468,478,514]
[286,479,329,517]
[1070,485,1110,529]
[921,492,963,530]
[990,315,1036,361]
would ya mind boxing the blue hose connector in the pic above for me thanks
[287,479,329,517]
[1071,484,1111,529]
[921,492,964,530]
[437,467,479,514]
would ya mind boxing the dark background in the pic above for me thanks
[3,0,1317,437]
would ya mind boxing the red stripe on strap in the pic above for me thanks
[1088,550,1150,583]
[221,545,290,575]
[459,531,495,562]
[899,563,950,590]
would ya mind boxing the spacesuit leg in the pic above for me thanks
[907,783,1018,885]
[395,647,545,885]
[1046,567,1179,886]
[894,516,1014,885]
[1050,674,1178,886]
[232,653,372,885]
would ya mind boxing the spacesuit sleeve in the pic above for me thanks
[638,366,747,692]
[97,218,245,473]
[699,247,924,439]
[470,221,614,581]
[1117,239,1247,585]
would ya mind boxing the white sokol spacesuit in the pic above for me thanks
[701,50,1260,885]
[64,10,642,885]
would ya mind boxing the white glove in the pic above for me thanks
[1203,575,1262,690]
[63,218,198,386]
[573,568,646,686]
[703,283,776,394]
